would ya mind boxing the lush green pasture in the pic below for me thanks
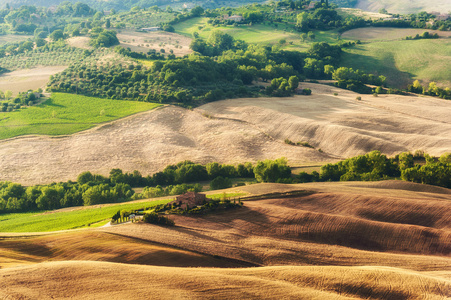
[0,199,170,232]
[174,18,297,44]
[0,93,160,140]
[340,39,451,88]
[208,192,247,200]
[174,17,341,51]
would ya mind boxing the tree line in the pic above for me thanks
[407,80,451,100]
[47,33,343,104]
[0,158,292,214]
[298,151,451,189]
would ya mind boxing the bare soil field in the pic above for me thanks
[117,30,192,57]
[0,66,66,95]
[341,27,451,41]
[200,83,451,158]
[338,8,391,20]
[1,181,450,299]
[1,83,451,185]
[356,0,451,14]
[0,231,248,269]
[102,181,451,269]
[66,36,92,49]
[1,261,449,299]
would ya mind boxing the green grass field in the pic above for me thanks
[208,192,247,200]
[0,199,170,232]
[340,39,451,88]
[174,17,342,51]
[174,18,298,44]
[0,93,160,140]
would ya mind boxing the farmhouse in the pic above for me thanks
[226,15,244,22]
[141,27,161,32]
[169,192,211,210]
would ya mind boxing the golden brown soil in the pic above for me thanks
[101,182,451,269]
[0,231,248,269]
[1,261,450,300]
[1,83,450,185]
[1,182,450,299]
[117,30,192,57]
[66,36,92,49]
[0,66,67,95]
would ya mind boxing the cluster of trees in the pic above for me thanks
[266,76,300,96]
[0,157,294,214]
[47,53,258,104]
[401,153,451,188]
[0,180,134,214]
[142,212,175,226]
[337,11,451,33]
[0,89,42,112]
[132,183,203,199]
[0,3,104,39]
[298,151,451,189]
[174,198,242,215]
[332,67,386,94]
[190,30,247,56]
[296,8,341,31]
[48,31,343,104]
[405,31,439,40]
[254,158,292,183]
[407,80,451,100]
[0,39,39,57]
[114,46,165,60]
[89,27,119,47]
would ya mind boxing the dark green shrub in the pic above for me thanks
[142,212,175,226]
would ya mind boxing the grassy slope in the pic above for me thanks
[0,199,170,232]
[340,38,451,88]
[0,93,160,140]
[173,17,340,51]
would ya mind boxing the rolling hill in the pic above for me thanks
[1,181,450,299]
[355,0,451,14]
[1,83,451,185]
[340,29,451,88]
[1,261,450,299]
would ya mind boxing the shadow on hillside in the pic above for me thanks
[341,51,413,88]
[0,239,52,258]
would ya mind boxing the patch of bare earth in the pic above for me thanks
[0,66,67,95]
[1,83,451,185]
[117,30,192,57]
[66,36,92,49]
